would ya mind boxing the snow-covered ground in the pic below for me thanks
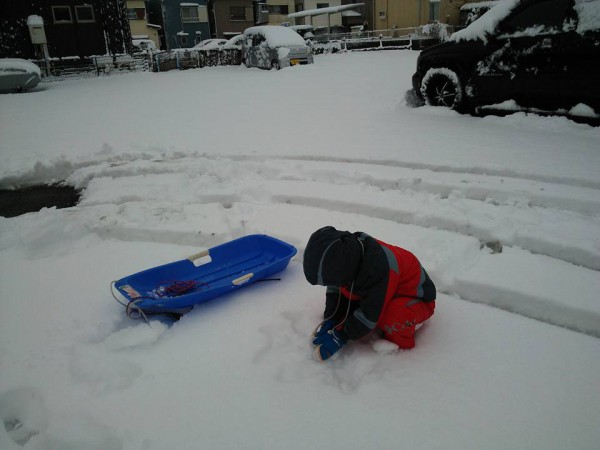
[1,51,599,450]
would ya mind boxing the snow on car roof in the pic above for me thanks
[452,0,600,43]
[0,58,41,76]
[450,0,519,43]
[244,26,306,47]
[575,0,600,33]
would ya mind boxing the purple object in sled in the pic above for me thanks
[112,235,296,315]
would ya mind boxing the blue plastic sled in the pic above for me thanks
[111,234,296,317]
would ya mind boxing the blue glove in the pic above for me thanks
[312,319,335,345]
[313,329,347,361]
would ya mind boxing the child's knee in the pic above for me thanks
[380,320,416,349]
[384,330,415,349]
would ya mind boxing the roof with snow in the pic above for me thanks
[288,3,364,19]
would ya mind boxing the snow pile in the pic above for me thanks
[1,52,599,450]
[575,0,600,33]
[570,102,598,117]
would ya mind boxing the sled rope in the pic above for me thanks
[110,281,151,324]
[126,299,150,324]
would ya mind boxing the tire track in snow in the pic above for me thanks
[271,160,600,217]
[75,158,600,271]
[269,184,600,271]
[231,154,600,191]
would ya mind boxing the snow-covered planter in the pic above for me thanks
[420,21,450,41]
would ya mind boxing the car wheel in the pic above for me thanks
[271,60,280,71]
[420,68,464,110]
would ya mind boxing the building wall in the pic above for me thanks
[302,0,343,29]
[127,0,160,48]
[340,0,372,30]
[0,0,131,59]
[267,0,296,25]
[213,0,256,38]
[373,0,469,29]
[162,0,210,49]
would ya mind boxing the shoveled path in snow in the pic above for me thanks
[41,154,598,338]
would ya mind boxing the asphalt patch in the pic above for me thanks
[0,185,81,218]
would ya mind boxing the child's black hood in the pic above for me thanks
[303,226,363,286]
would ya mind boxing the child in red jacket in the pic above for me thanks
[303,226,436,361]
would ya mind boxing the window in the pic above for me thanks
[295,3,304,12]
[75,5,95,23]
[268,5,289,15]
[499,0,570,34]
[52,6,73,23]
[230,6,246,21]
[128,8,146,20]
[181,6,199,23]
[429,0,440,22]
[180,35,188,45]
[317,3,329,8]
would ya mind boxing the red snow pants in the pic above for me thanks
[378,298,435,349]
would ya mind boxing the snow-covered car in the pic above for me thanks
[0,58,41,93]
[193,39,228,50]
[408,0,600,115]
[222,34,245,50]
[132,39,158,53]
[243,26,314,70]
[291,25,315,41]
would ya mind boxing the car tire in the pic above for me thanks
[420,68,464,110]
[271,60,280,71]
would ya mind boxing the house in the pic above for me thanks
[266,1,296,26]
[288,1,344,30]
[340,0,372,31]
[286,1,371,32]
[127,0,162,49]
[210,0,269,39]
[146,0,211,50]
[0,0,132,59]
[373,0,495,30]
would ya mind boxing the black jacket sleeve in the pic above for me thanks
[342,237,390,340]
